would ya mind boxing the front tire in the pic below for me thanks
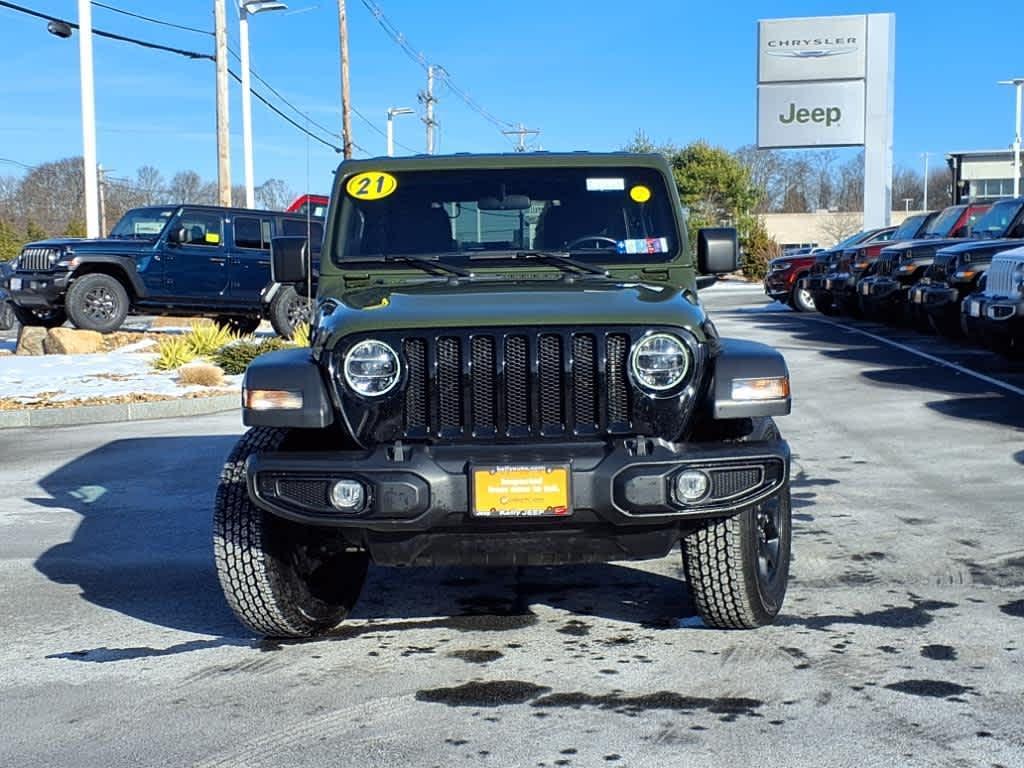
[214,427,369,637]
[65,273,129,332]
[269,286,313,339]
[812,292,836,315]
[681,419,791,629]
[0,300,17,331]
[789,283,816,313]
[12,304,66,328]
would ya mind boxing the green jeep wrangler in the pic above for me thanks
[214,152,793,638]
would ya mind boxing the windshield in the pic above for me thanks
[892,214,927,241]
[109,207,176,239]
[969,199,1021,238]
[334,166,679,266]
[922,206,964,237]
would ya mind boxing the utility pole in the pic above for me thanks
[338,0,353,159]
[77,0,100,238]
[502,123,540,152]
[921,152,930,211]
[97,164,107,235]
[214,0,232,206]
[419,65,439,154]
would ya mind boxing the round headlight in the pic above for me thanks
[630,333,690,392]
[343,339,400,396]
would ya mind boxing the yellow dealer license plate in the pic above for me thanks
[472,464,571,518]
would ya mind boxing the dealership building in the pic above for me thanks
[947,149,1023,203]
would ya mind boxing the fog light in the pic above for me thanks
[330,479,365,512]
[674,470,710,503]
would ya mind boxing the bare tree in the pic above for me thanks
[255,178,295,211]
[168,171,206,204]
[818,211,863,245]
[834,152,864,211]
[134,165,167,205]
[892,167,923,210]
[734,145,784,213]
[927,168,953,209]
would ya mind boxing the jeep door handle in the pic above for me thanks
[209,257,227,265]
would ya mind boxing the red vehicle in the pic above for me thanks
[763,249,823,311]
[285,194,329,218]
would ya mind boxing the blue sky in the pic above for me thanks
[0,0,1020,198]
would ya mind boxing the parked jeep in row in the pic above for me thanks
[860,198,1024,328]
[2,205,323,337]
[962,243,1024,355]
[796,226,896,315]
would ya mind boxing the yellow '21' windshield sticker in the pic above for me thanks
[346,172,398,200]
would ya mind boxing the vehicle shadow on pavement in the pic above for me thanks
[32,435,245,638]
[31,435,699,646]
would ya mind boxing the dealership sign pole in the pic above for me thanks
[757,13,895,229]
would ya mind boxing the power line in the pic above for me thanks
[90,1,213,37]
[356,0,525,145]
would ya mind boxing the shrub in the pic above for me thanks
[737,214,781,281]
[185,321,237,357]
[213,337,285,375]
[177,362,226,387]
[290,322,311,348]
[152,335,196,371]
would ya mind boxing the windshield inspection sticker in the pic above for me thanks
[585,177,625,192]
[617,237,669,255]
[346,171,398,200]
[629,184,652,203]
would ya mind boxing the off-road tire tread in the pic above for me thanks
[65,272,129,332]
[214,427,355,638]
[681,418,787,629]
[269,286,311,339]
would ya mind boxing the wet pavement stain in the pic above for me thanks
[531,691,764,718]
[920,644,958,661]
[448,649,504,664]
[557,620,591,637]
[883,680,974,698]
[999,599,1024,618]
[416,681,552,707]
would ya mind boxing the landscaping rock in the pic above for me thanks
[43,328,104,355]
[15,326,47,356]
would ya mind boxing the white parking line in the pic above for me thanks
[803,315,1024,399]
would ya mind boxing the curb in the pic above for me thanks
[0,393,240,429]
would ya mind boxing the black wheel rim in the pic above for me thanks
[83,286,118,321]
[286,296,312,330]
[755,498,782,584]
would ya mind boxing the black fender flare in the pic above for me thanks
[242,347,334,428]
[711,338,791,419]
[70,256,147,298]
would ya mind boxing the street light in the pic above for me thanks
[386,107,414,156]
[998,78,1024,198]
[239,0,288,209]
[45,5,100,238]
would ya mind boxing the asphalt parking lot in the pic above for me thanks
[2,283,1022,768]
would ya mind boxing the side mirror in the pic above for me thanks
[166,227,186,245]
[271,236,310,284]
[697,227,739,275]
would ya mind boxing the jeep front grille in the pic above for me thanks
[399,330,633,440]
[875,252,897,276]
[19,247,57,271]
[985,257,1020,296]
[928,252,955,283]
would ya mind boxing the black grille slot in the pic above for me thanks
[471,336,496,430]
[404,338,428,430]
[505,335,529,428]
[875,253,896,276]
[437,337,462,429]
[710,468,763,500]
[538,334,563,427]
[572,334,597,428]
[928,253,954,283]
[606,334,630,424]
[276,479,330,509]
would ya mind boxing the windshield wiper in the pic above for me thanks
[469,250,609,277]
[379,254,473,278]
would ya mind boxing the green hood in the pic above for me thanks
[317,278,707,347]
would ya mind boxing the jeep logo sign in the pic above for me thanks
[757,81,865,148]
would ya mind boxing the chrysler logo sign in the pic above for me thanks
[758,16,867,82]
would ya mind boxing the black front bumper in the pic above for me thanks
[6,270,71,308]
[962,294,1024,339]
[858,275,910,306]
[911,282,964,319]
[246,438,790,533]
